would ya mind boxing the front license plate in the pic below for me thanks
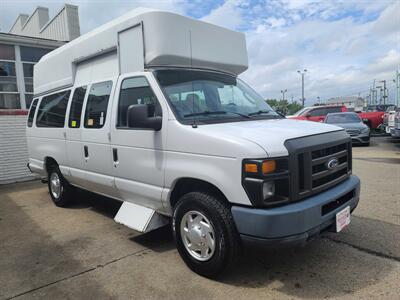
[336,206,351,232]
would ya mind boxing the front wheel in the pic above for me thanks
[173,192,240,278]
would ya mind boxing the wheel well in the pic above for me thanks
[44,157,58,175]
[170,178,229,208]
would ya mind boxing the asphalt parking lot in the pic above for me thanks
[1,136,399,300]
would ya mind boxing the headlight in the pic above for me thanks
[361,127,370,133]
[242,158,289,207]
[262,181,275,199]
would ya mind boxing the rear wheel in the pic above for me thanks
[47,165,74,207]
[173,192,240,278]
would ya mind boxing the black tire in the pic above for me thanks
[47,164,74,207]
[172,192,240,278]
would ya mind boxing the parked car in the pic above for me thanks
[289,105,384,130]
[382,105,397,134]
[324,112,370,146]
[390,108,400,138]
[288,106,346,122]
[26,8,360,277]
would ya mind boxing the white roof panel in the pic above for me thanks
[34,8,248,95]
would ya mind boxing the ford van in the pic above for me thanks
[26,8,360,277]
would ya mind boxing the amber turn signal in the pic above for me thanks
[244,163,258,173]
[262,160,276,174]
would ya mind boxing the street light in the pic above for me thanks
[280,89,287,101]
[379,80,388,104]
[317,96,320,105]
[376,86,383,104]
[297,69,307,106]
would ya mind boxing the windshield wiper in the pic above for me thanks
[247,109,273,116]
[184,110,250,118]
[184,110,227,117]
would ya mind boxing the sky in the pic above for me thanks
[1,0,399,105]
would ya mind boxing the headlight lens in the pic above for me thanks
[361,127,370,133]
[262,181,275,199]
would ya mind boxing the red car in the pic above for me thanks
[289,105,383,130]
[288,106,346,122]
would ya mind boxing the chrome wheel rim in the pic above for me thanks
[180,210,216,261]
[50,172,62,199]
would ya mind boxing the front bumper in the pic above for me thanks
[390,128,400,138]
[349,133,370,144]
[231,175,360,248]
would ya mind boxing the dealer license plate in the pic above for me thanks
[336,206,351,232]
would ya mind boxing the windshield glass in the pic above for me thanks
[154,70,279,124]
[325,113,361,124]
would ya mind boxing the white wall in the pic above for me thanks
[0,115,37,184]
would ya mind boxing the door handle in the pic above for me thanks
[84,145,89,158]
[112,148,119,165]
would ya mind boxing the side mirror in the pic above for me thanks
[127,104,162,131]
[305,112,312,118]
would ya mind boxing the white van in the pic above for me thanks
[27,8,360,277]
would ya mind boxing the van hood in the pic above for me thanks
[200,118,343,157]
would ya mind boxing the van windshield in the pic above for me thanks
[154,70,280,124]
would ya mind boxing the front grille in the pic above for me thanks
[346,129,360,136]
[285,131,352,202]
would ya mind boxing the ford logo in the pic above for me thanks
[327,158,339,169]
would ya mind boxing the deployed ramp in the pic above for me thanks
[114,201,169,233]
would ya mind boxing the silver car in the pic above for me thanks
[325,112,370,146]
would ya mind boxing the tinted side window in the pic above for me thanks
[69,86,87,128]
[36,91,70,127]
[117,77,161,127]
[84,81,112,128]
[27,98,38,127]
[327,107,342,113]
[309,108,326,117]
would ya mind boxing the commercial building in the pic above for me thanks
[326,96,365,112]
[0,4,80,183]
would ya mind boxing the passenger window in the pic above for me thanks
[309,108,326,117]
[84,81,112,128]
[27,98,38,127]
[36,90,70,127]
[117,77,161,127]
[327,107,342,113]
[68,86,87,128]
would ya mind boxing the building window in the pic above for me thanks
[0,44,15,60]
[0,94,20,109]
[0,45,19,109]
[25,94,34,108]
[20,46,51,62]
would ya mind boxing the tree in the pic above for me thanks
[266,99,303,115]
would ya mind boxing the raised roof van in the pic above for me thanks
[27,8,360,277]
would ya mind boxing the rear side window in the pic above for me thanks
[117,77,161,127]
[84,81,112,128]
[36,90,70,127]
[68,86,87,128]
[27,98,38,127]
[327,107,342,113]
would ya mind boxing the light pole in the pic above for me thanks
[280,89,287,101]
[380,80,388,104]
[297,69,307,107]
[376,86,382,104]
[393,70,400,107]
[317,96,320,105]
